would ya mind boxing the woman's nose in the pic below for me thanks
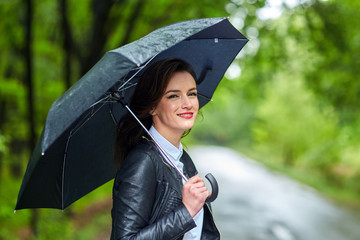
[181,96,192,109]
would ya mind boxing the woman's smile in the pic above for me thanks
[177,112,194,119]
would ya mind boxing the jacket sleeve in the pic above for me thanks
[111,150,196,240]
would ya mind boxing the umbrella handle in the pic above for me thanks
[205,173,219,203]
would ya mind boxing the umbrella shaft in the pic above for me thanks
[124,105,188,182]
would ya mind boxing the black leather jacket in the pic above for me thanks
[111,138,220,240]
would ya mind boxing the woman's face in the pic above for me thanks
[151,71,199,141]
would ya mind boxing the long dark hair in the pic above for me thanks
[115,58,197,166]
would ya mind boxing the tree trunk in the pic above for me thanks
[59,0,72,90]
[80,0,114,75]
[24,0,35,155]
[0,100,5,180]
[119,0,145,46]
[23,0,39,236]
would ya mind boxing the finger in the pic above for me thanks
[191,181,205,188]
[187,174,202,183]
[206,190,211,197]
[190,185,208,196]
[200,190,211,201]
[188,182,206,191]
[199,187,209,194]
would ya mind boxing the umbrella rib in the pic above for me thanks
[90,54,158,111]
[71,99,110,136]
[118,82,137,93]
[197,93,213,102]
[62,131,72,209]
[89,96,110,109]
[116,54,158,92]
[89,82,137,111]
[116,66,143,92]
[109,104,117,126]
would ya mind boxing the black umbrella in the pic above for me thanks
[15,17,248,210]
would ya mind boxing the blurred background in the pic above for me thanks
[1,0,359,239]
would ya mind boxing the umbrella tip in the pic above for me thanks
[14,210,16,214]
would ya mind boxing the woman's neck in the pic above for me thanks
[152,125,182,148]
[166,135,181,148]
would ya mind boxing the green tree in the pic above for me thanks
[236,0,360,199]
[252,74,339,168]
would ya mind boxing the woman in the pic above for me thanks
[111,58,220,239]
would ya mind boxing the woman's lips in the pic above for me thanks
[177,112,193,119]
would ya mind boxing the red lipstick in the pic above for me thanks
[178,112,193,119]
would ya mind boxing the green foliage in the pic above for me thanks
[0,133,8,155]
[302,1,360,120]
[190,76,255,148]
[250,0,360,197]
[0,176,30,239]
[252,74,339,169]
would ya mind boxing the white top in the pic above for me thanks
[149,126,204,240]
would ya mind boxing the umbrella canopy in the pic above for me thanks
[15,17,248,210]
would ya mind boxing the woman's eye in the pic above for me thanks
[167,94,178,99]
[189,92,197,97]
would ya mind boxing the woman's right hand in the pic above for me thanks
[182,174,209,217]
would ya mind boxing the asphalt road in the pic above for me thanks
[189,146,360,240]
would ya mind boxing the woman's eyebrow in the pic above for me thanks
[164,89,181,94]
[165,87,197,95]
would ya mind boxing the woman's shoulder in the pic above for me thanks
[115,138,160,183]
[128,137,158,159]
[120,137,161,170]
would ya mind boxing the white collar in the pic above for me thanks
[149,126,183,170]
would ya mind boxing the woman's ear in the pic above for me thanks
[149,107,156,116]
